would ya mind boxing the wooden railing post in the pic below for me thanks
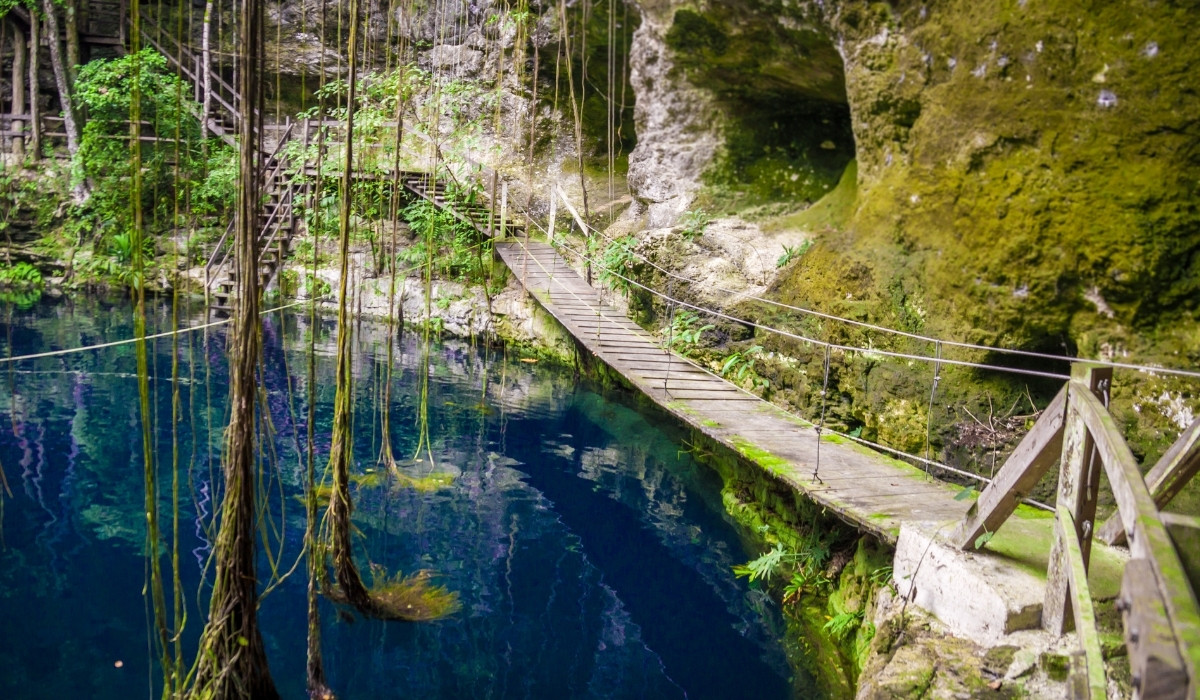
[488,171,498,237]
[547,183,557,243]
[1045,363,1112,634]
[499,181,508,240]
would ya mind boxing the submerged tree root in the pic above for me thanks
[326,568,461,622]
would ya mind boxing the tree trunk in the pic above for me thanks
[42,0,79,156]
[201,0,213,139]
[42,0,87,204]
[64,0,79,85]
[27,13,39,160]
[11,22,26,160]
[188,0,280,697]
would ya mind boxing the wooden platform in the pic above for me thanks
[495,238,968,544]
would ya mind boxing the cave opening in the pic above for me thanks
[666,8,856,207]
[538,0,641,173]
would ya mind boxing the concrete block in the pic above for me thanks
[893,521,1045,645]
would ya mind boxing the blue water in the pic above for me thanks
[0,299,813,699]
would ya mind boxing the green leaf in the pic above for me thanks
[974,530,995,549]
[954,486,976,501]
[236,636,249,647]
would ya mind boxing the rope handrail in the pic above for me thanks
[543,190,1200,380]
[523,213,1073,380]
[504,225,1054,510]
[0,301,308,365]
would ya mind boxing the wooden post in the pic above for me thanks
[547,183,557,243]
[12,23,26,159]
[499,181,508,241]
[28,14,40,160]
[488,171,497,237]
[1045,363,1112,634]
[1119,559,1189,700]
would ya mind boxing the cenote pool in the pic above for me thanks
[0,300,817,699]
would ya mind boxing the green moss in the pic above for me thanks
[730,435,792,475]
[665,10,729,55]
[1041,653,1070,682]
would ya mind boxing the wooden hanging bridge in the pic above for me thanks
[12,4,1198,697]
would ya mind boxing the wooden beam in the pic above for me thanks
[1046,364,1111,634]
[554,184,588,234]
[1073,389,1200,696]
[1120,559,1189,700]
[1162,513,1200,598]
[954,384,1067,549]
[1100,418,1200,546]
[1056,506,1108,700]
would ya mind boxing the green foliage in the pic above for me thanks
[190,145,239,220]
[663,310,713,351]
[72,49,215,275]
[679,208,710,240]
[733,530,833,605]
[721,344,767,388]
[823,610,864,641]
[0,262,43,287]
[776,239,813,268]
[108,231,155,264]
[598,235,637,294]
[400,185,490,284]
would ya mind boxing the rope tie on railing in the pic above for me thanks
[923,340,943,480]
[812,343,832,484]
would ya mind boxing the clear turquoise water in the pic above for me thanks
[0,299,814,699]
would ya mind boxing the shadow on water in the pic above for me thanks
[0,298,816,699]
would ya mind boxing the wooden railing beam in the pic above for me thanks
[1072,388,1200,697]
[1045,364,1111,634]
[1056,506,1108,699]
[954,384,1067,549]
[1100,418,1200,546]
[1120,559,1189,700]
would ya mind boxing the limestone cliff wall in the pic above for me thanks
[625,0,1200,359]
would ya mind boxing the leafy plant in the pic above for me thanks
[72,49,211,279]
[598,235,637,294]
[108,231,156,264]
[776,239,813,268]
[0,262,43,287]
[721,344,767,388]
[679,208,710,240]
[823,610,865,641]
[734,531,834,605]
[663,310,713,351]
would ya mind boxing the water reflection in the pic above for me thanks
[0,299,811,699]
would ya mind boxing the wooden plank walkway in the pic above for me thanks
[496,238,968,543]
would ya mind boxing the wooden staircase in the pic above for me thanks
[125,8,301,314]
[399,171,526,239]
[206,124,299,315]
[135,11,243,148]
[126,10,526,313]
